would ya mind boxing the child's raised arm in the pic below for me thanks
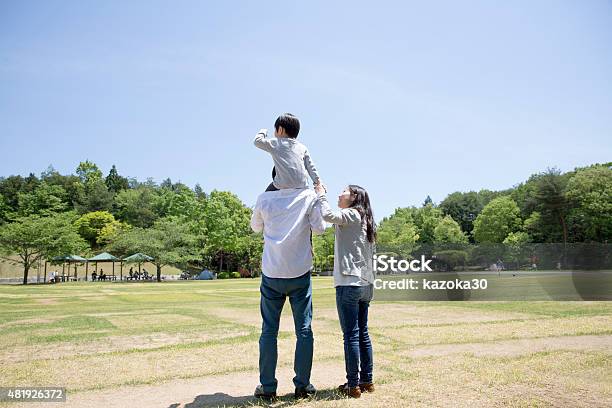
[304,149,321,186]
[253,128,274,152]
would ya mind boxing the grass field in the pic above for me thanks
[0,278,611,407]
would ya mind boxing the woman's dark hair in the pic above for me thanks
[274,113,300,138]
[348,184,377,243]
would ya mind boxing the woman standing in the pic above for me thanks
[315,184,376,399]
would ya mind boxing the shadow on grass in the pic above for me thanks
[169,387,347,408]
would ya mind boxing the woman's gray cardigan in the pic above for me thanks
[318,193,374,280]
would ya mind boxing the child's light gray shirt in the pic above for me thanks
[254,129,321,189]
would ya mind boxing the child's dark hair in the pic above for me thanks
[275,113,300,138]
[348,184,377,243]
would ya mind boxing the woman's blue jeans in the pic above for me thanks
[336,284,374,387]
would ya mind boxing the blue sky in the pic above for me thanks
[1,1,611,220]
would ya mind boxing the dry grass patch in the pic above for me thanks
[365,303,537,328]
[377,315,612,347]
[400,334,612,358]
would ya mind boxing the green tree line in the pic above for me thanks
[1,161,610,283]
[0,162,262,283]
[375,163,611,263]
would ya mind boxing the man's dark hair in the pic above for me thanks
[274,113,300,138]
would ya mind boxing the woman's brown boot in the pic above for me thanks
[359,382,375,393]
[338,383,361,398]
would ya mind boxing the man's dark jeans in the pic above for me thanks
[336,284,374,387]
[265,167,279,192]
[259,271,313,393]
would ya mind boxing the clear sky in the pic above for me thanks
[1,0,611,220]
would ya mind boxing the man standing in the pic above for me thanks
[251,187,326,400]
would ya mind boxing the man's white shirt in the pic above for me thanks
[251,188,326,278]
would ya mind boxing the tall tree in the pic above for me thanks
[510,175,541,218]
[473,196,522,243]
[565,165,612,242]
[440,191,484,241]
[434,215,468,244]
[503,231,531,269]
[0,175,26,211]
[0,194,9,224]
[74,178,114,213]
[0,213,88,284]
[376,207,420,258]
[75,211,121,248]
[17,182,68,217]
[199,191,252,272]
[236,232,264,274]
[313,227,335,271]
[105,165,129,193]
[114,187,158,227]
[533,168,570,244]
[40,168,82,207]
[23,173,40,193]
[411,204,443,244]
[194,183,206,200]
[160,178,173,190]
[107,217,200,282]
[153,183,201,219]
[76,160,103,185]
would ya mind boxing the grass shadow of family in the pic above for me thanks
[168,387,348,408]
